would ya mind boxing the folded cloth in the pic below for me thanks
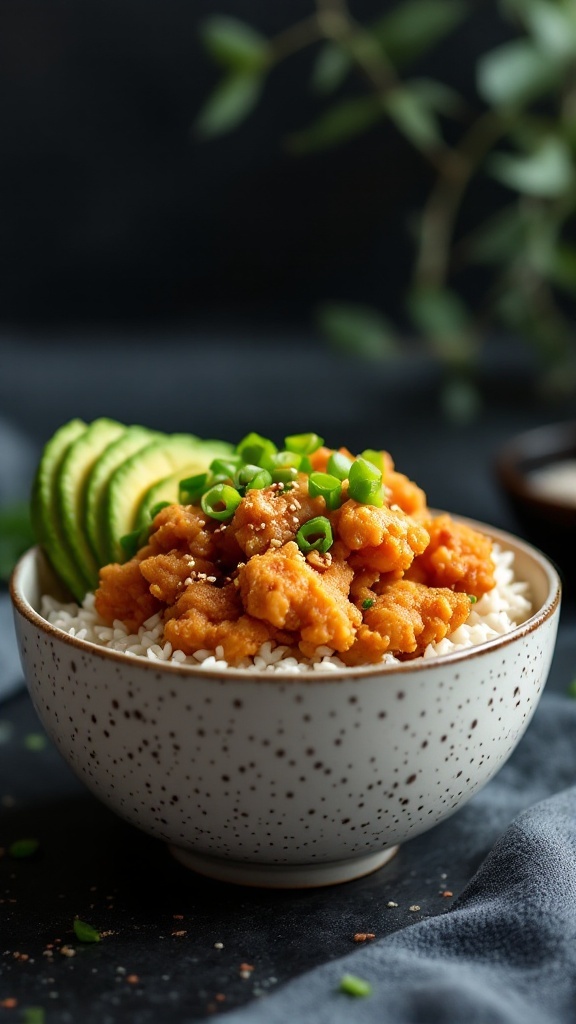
[225,693,576,1024]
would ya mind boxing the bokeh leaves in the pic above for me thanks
[195,0,576,411]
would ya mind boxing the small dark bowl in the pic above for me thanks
[495,421,576,598]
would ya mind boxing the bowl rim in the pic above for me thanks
[10,518,562,682]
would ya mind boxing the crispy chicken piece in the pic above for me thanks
[139,550,219,605]
[406,514,495,598]
[336,499,429,574]
[238,540,361,654]
[383,453,429,520]
[163,580,275,664]
[229,477,326,558]
[95,558,161,633]
[148,503,218,561]
[341,579,471,664]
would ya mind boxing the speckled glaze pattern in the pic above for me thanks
[11,526,561,887]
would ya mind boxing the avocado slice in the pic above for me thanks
[85,424,160,565]
[135,440,234,530]
[56,418,126,591]
[30,418,89,601]
[103,434,233,563]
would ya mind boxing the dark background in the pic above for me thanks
[0,0,508,331]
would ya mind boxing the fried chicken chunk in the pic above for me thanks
[163,580,275,664]
[238,540,361,655]
[228,477,325,558]
[95,558,160,634]
[341,579,471,664]
[337,499,429,574]
[407,514,495,598]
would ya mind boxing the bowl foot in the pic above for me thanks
[168,844,399,888]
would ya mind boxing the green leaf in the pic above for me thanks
[200,16,268,73]
[407,287,475,364]
[195,72,264,138]
[477,39,561,107]
[73,918,101,943]
[549,244,576,297]
[525,1,576,59]
[467,206,526,265]
[317,303,398,360]
[385,85,442,150]
[488,138,575,198]
[373,0,467,66]
[311,42,352,95]
[286,97,383,154]
[0,502,35,582]
[405,77,464,117]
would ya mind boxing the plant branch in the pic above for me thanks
[414,110,508,291]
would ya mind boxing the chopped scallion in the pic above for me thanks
[360,448,385,472]
[338,973,373,997]
[201,483,242,521]
[284,432,324,455]
[73,918,101,943]
[327,451,353,480]
[235,432,277,466]
[308,472,342,510]
[120,527,148,559]
[179,472,209,504]
[348,457,384,506]
[209,455,242,478]
[362,598,375,609]
[296,516,333,553]
[149,501,171,519]
[245,469,273,491]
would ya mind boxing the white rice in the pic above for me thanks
[40,544,532,673]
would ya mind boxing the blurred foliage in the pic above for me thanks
[196,0,576,417]
[0,503,34,583]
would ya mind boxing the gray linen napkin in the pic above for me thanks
[223,693,576,1024]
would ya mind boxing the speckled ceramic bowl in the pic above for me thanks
[11,521,561,888]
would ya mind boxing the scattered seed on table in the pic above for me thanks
[409,905,421,912]
[353,933,375,943]
[386,901,398,908]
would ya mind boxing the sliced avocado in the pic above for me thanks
[56,418,126,591]
[103,434,233,563]
[135,440,234,530]
[30,418,89,601]
[85,424,160,565]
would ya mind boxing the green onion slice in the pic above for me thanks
[73,918,101,943]
[201,483,242,521]
[149,501,171,519]
[296,516,333,553]
[284,432,324,455]
[245,469,273,491]
[235,432,277,466]
[263,450,303,473]
[209,455,242,477]
[362,597,375,609]
[338,973,373,997]
[120,527,148,559]
[179,472,209,504]
[327,451,353,480]
[360,448,385,472]
[348,457,384,507]
[272,466,298,485]
[308,472,342,510]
